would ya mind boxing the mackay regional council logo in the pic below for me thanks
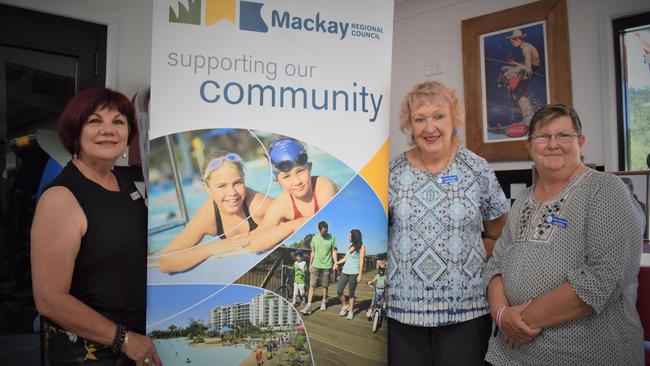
[169,0,268,32]
[168,0,384,40]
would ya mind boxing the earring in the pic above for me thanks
[452,128,458,136]
[122,151,127,159]
[73,153,77,160]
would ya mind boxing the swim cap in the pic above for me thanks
[268,138,309,174]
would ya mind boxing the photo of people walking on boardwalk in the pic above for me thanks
[146,128,355,284]
[235,174,389,365]
[147,284,313,366]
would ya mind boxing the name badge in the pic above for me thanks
[130,191,142,201]
[134,181,147,206]
[437,175,458,184]
[546,215,568,228]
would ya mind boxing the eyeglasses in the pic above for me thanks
[272,152,309,173]
[530,132,580,144]
[203,153,242,181]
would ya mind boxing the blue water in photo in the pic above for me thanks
[155,338,251,366]
[148,148,355,254]
[146,129,356,284]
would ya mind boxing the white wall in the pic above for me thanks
[0,0,153,99]
[2,0,649,171]
[391,0,650,171]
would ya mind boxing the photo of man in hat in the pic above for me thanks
[500,28,540,125]
[481,22,548,142]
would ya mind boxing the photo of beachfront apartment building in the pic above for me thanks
[210,292,300,331]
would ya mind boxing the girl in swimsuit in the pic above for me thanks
[158,152,271,272]
[250,138,339,252]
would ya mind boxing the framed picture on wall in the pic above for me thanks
[461,0,572,161]
[613,171,650,241]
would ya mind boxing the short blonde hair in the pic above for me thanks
[399,81,465,141]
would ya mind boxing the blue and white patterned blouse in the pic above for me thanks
[387,147,509,326]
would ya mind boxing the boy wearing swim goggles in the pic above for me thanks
[255,139,339,246]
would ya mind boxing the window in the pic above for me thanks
[614,12,650,171]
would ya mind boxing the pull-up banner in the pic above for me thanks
[147,1,393,365]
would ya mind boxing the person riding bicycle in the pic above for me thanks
[367,266,387,319]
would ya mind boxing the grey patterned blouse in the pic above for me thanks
[387,147,509,326]
[484,168,645,366]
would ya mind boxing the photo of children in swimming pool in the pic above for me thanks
[147,128,355,285]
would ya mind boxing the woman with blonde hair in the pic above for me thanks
[387,81,509,365]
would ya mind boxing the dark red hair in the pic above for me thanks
[58,86,137,155]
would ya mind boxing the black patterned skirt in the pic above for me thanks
[44,319,134,366]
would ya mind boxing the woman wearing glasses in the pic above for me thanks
[484,104,644,365]
[158,152,271,272]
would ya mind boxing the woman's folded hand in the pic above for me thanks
[500,300,541,348]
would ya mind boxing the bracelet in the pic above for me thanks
[122,331,129,352]
[495,306,507,329]
[110,323,127,354]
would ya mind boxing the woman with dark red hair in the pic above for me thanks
[30,87,159,365]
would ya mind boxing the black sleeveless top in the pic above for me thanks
[46,162,147,333]
[213,200,258,238]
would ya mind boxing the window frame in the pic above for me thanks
[613,11,650,171]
